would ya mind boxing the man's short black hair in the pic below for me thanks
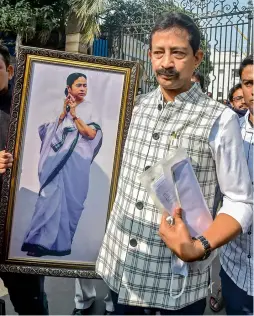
[149,12,200,54]
[0,44,10,68]
[228,83,242,102]
[239,55,253,79]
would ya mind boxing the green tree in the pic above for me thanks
[70,0,108,44]
[0,0,69,53]
[97,0,213,90]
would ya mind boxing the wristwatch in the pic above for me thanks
[192,235,212,261]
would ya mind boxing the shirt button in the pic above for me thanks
[144,166,151,171]
[248,255,251,258]
[158,104,162,111]
[129,238,137,247]
[153,132,160,140]
[248,231,251,235]
[171,131,177,138]
[136,201,144,210]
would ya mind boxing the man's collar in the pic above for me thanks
[157,82,204,107]
[244,110,254,133]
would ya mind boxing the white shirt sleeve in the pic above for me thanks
[209,107,253,233]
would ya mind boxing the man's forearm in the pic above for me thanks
[202,213,242,250]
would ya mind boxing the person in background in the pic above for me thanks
[207,91,212,98]
[72,279,114,315]
[209,80,249,313]
[228,82,248,117]
[0,44,49,315]
[219,55,253,315]
[222,98,228,105]
[191,70,205,91]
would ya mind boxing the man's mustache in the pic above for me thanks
[156,68,180,78]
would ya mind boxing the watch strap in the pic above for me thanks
[192,235,212,261]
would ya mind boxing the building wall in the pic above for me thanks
[208,50,242,101]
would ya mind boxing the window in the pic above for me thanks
[218,92,223,98]
[219,69,224,74]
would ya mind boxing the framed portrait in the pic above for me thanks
[0,46,139,278]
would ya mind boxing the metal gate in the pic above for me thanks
[105,0,253,102]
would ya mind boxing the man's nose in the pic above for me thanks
[161,53,175,68]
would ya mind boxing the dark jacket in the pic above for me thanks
[232,107,248,118]
[0,87,12,194]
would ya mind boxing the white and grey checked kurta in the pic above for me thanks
[96,84,252,310]
[220,111,253,296]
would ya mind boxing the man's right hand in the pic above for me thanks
[0,151,13,174]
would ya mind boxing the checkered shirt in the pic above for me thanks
[96,84,225,310]
[220,111,254,296]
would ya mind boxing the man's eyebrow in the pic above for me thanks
[152,46,188,50]
[171,46,188,50]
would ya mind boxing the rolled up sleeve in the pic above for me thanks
[209,108,253,233]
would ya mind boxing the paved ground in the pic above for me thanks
[1,257,226,315]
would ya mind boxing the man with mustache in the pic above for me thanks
[96,12,252,314]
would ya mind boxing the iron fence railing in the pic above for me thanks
[96,0,253,102]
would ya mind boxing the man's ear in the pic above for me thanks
[194,49,204,69]
[7,65,14,81]
[148,49,152,60]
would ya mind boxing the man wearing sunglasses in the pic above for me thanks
[228,83,248,117]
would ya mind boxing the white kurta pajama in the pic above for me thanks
[96,84,253,310]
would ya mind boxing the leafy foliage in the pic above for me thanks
[97,0,213,89]
[0,0,69,46]
[69,0,108,44]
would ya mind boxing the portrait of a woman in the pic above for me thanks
[21,73,103,257]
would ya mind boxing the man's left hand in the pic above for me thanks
[159,208,204,262]
[0,151,13,174]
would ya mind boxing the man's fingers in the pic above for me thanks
[0,169,6,174]
[0,151,12,159]
[162,211,169,221]
[172,207,182,220]
[0,157,13,164]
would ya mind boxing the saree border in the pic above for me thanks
[0,46,139,278]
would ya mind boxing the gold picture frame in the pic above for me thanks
[0,46,139,278]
